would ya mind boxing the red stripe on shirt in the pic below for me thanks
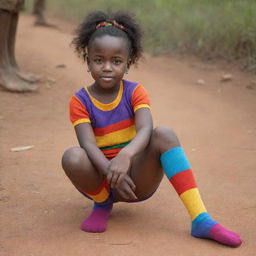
[94,118,134,136]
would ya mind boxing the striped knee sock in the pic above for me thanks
[80,179,113,233]
[160,147,242,247]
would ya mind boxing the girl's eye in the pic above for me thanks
[113,59,122,65]
[94,59,102,64]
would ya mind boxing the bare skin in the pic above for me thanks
[0,9,38,92]
[8,12,41,83]
[62,126,180,202]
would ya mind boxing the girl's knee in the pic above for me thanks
[62,147,87,173]
[61,147,102,191]
[152,126,180,152]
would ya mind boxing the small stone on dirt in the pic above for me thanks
[56,64,66,68]
[45,82,52,89]
[197,79,205,85]
[10,145,35,152]
[246,81,256,90]
[246,85,255,90]
[221,74,232,82]
[47,77,56,84]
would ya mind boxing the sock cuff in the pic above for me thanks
[83,179,110,203]
[160,146,191,179]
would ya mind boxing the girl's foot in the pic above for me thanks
[191,213,242,247]
[80,204,113,233]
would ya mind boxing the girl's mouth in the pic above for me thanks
[101,77,114,81]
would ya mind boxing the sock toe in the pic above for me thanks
[191,213,242,247]
[208,224,242,247]
[80,208,112,233]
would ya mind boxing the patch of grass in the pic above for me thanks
[24,0,256,72]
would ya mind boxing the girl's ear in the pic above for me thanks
[127,59,131,70]
[86,56,91,72]
[126,59,132,74]
[86,56,90,65]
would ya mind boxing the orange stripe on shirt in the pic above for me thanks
[102,148,122,158]
[131,84,151,112]
[70,95,90,124]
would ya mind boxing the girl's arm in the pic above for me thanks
[75,123,110,176]
[121,108,153,158]
[107,108,153,188]
[75,122,138,200]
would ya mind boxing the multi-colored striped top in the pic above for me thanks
[69,79,151,158]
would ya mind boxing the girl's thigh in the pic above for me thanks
[115,126,180,202]
[130,143,164,199]
[115,134,164,202]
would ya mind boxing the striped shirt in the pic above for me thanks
[70,79,150,158]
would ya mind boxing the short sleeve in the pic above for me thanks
[69,95,91,126]
[131,84,151,112]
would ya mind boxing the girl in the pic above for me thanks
[62,11,242,247]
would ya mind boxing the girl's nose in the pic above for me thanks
[103,61,112,71]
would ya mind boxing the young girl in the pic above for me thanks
[62,11,242,247]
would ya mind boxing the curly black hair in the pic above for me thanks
[72,11,143,66]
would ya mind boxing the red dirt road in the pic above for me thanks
[1,14,256,256]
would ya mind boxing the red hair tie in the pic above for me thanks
[96,20,126,31]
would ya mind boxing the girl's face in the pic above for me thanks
[87,35,130,90]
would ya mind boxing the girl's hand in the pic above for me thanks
[107,152,132,189]
[116,175,137,200]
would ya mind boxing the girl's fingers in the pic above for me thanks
[126,187,137,200]
[107,172,117,188]
[107,172,113,184]
[117,179,138,200]
[117,188,130,200]
[110,173,119,188]
[116,173,126,187]
[124,175,136,191]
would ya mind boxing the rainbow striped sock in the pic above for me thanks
[160,147,242,247]
[80,179,113,233]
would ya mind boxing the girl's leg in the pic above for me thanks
[125,126,242,247]
[62,147,113,233]
[113,127,179,202]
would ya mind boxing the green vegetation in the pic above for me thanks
[25,0,256,72]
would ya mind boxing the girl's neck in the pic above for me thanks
[87,81,121,104]
[91,81,120,94]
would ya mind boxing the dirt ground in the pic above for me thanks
[1,14,256,256]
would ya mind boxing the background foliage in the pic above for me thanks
[25,0,256,72]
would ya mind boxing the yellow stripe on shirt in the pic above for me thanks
[85,81,123,111]
[96,125,136,148]
[134,104,150,112]
[73,118,91,126]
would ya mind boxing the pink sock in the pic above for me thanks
[80,205,113,233]
[208,223,242,247]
